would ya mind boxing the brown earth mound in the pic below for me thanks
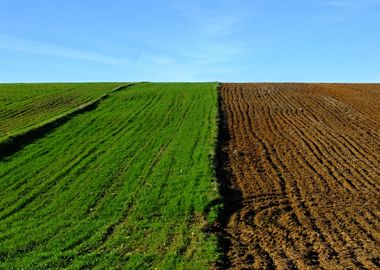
[217,83,380,269]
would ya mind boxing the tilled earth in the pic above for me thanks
[218,83,380,269]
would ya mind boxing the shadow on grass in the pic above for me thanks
[204,84,243,269]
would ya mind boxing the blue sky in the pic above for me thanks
[0,0,379,82]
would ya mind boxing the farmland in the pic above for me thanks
[218,83,380,269]
[0,83,120,140]
[1,81,379,269]
[0,83,219,269]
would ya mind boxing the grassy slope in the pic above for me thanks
[0,83,121,140]
[0,83,219,269]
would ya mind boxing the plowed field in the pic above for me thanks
[218,83,380,269]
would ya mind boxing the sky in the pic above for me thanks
[0,0,379,82]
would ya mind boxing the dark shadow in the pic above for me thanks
[214,84,243,269]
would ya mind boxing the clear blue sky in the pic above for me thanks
[1,0,379,82]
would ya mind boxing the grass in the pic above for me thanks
[0,82,220,269]
[0,83,121,140]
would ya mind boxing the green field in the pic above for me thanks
[0,83,121,140]
[0,83,220,269]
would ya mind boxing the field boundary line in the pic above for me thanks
[211,83,244,269]
[0,83,135,160]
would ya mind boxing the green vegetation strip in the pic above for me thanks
[0,83,220,269]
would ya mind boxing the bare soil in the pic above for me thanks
[217,83,380,269]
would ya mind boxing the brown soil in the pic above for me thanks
[217,83,380,269]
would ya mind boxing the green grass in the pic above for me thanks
[0,83,220,269]
[0,83,122,140]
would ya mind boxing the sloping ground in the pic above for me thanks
[0,83,121,139]
[0,83,219,269]
[218,83,380,269]
[0,84,131,160]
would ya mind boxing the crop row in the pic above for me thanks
[0,83,220,269]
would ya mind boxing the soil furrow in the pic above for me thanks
[268,86,378,193]
[217,83,380,269]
